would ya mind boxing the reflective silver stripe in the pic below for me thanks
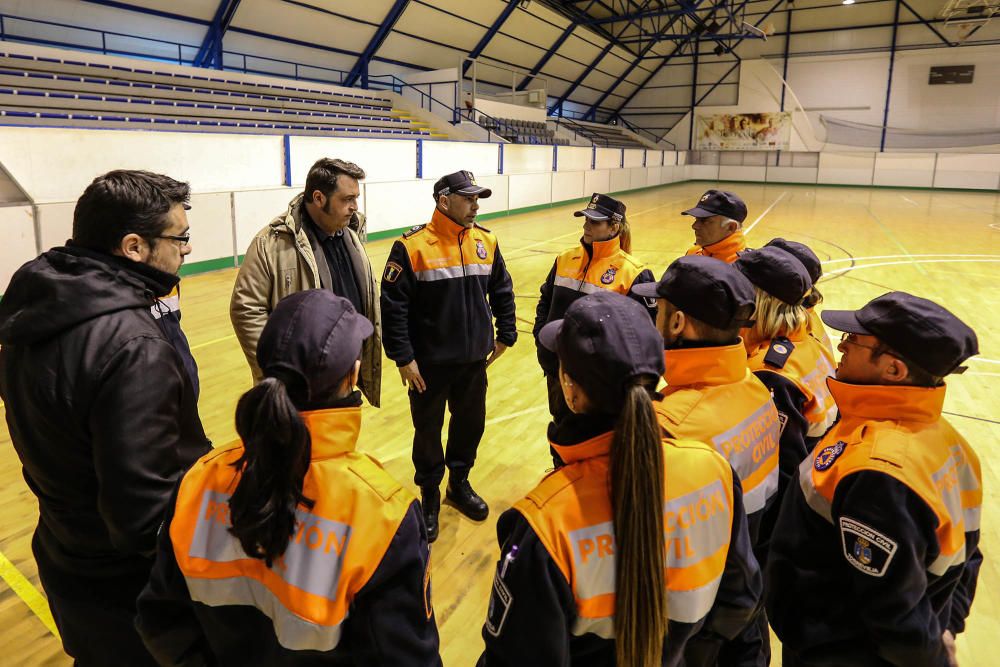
[669,574,723,623]
[964,506,981,532]
[414,263,493,282]
[928,544,967,576]
[553,274,601,294]
[190,490,351,599]
[802,366,838,438]
[185,576,345,651]
[932,454,964,533]
[799,454,833,524]
[568,520,615,599]
[664,480,731,568]
[953,444,982,532]
[710,402,781,514]
[572,615,613,639]
[151,293,180,320]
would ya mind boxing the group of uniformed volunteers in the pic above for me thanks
[0,158,982,667]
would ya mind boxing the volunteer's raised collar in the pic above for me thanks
[300,407,361,458]
[428,208,474,238]
[700,229,746,261]
[581,234,623,261]
[663,340,748,387]
[745,324,810,357]
[827,378,945,423]
[550,431,614,464]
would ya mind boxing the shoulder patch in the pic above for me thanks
[814,440,847,471]
[764,337,794,369]
[403,224,426,238]
[348,456,404,502]
[523,465,585,509]
[870,428,908,468]
[839,516,898,577]
[383,261,403,284]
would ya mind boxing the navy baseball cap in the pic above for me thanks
[735,246,813,305]
[433,170,492,199]
[632,255,757,330]
[575,193,626,223]
[538,291,664,414]
[765,238,823,283]
[822,292,978,376]
[257,290,374,404]
[682,189,748,223]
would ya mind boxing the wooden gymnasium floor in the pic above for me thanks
[2,181,999,665]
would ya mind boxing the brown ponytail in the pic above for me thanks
[610,381,668,667]
[616,217,632,254]
[228,377,315,567]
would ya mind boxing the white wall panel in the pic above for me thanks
[873,153,935,188]
[818,152,875,186]
[595,148,622,169]
[766,167,818,184]
[609,169,630,193]
[0,205,37,294]
[289,137,416,185]
[690,165,720,180]
[719,166,767,182]
[422,141,499,180]
[0,127,284,202]
[933,154,1000,190]
[475,175,509,216]
[585,169,611,194]
[623,149,645,168]
[185,192,236,264]
[552,171,586,203]
[628,167,648,189]
[646,167,661,184]
[233,187,299,254]
[504,145,553,174]
[364,179,437,234]
[557,146,592,172]
[36,202,75,251]
[508,173,552,209]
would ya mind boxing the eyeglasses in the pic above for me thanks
[157,233,191,247]
[839,332,879,351]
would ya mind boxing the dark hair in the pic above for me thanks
[663,300,745,345]
[72,170,190,252]
[803,286,823,309]
[610,379,667,667]
[304,158,365,201]
[228,377,315,567]
[871,341,944,387]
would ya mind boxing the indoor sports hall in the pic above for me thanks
[0,0,998,665]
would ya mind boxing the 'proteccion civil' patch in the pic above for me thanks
[839,516,898,577]
[485,569,513,637]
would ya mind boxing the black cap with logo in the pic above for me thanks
[574,193,626,223]
[765,237,823,283]
[822,292,978,377]
[433,170,492,199]
[257,290,374,405]
[538,291,664,414]
[682,189,748,223]
[633,255,757,330]
[734,246,813,305]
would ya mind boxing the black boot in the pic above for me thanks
[445,473,489,521]
[421,486,440,543]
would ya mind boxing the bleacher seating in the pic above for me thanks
[479,116,567,145]
[0,49,439,139]
[559,118,647,149]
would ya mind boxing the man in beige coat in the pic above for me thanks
[230,158,381,406]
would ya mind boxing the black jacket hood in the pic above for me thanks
[0,246,178,346]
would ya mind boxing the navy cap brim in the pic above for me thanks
[682,206,719,218]
[821,309,871,335]
[538,319,564,353]
[574,209,610,221]
[630,281,661,298]
[455,185,492,198]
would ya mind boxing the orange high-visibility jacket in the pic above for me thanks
[684,230,747,264]
[807,307,836,360]
[136,406,441,666]
[478,430,761,667]
[766,380,983,667]
[655,342,781,544]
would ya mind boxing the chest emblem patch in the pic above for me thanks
[476,239,488,260]
[601,266,618,284]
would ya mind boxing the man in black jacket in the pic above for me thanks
[0,170,211,666]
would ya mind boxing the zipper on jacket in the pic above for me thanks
[458,228,471,358]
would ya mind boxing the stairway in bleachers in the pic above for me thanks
[0,49,443,139]
[559,118,648,149]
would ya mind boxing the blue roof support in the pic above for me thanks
[193,0,242,69]
[880,0,901,152]
[516,0,601,92]
[344,0,410,88]
[462,0,522,76]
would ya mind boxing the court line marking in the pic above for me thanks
[823,253,1000,265]
[901,195,919,207]
[991,223,1000,231]
[190,334,237,351]
[744,191,787,235]
[861,206,927,277]
[966,372,1000,378]
[485,405,548,425]
[825,258,1000,278]
[0,550,60,639]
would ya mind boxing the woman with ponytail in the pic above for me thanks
[479,291,762,667]
[137,290,441,666]
[533,192,657,426]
